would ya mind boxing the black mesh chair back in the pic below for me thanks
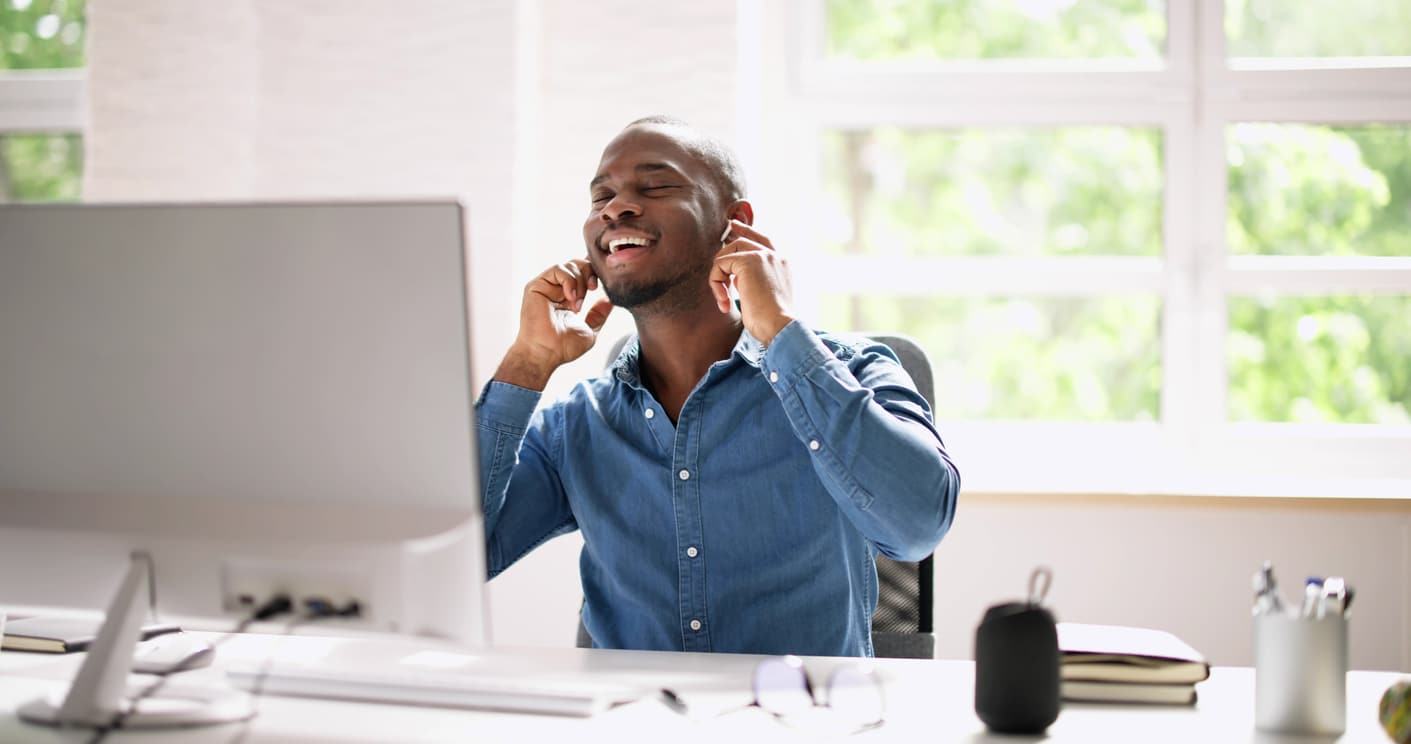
[862,334,937,659]
[577,332,938,658]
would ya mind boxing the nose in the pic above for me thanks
[600,193,641,223]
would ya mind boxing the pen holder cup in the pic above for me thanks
[1254,613,1348,736]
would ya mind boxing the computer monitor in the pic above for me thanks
[0,201,487,645]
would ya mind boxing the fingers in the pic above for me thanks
[583,297,615,332]
[709,248,768,315]
[709,276,732,314]
[530,259,597,312]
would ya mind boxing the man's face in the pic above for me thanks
[583,126,723,311]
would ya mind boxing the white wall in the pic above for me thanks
[85,0,526,386]
[75,1,1411,673]
[933,495,1410,671]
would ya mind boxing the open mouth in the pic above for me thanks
[601,235,656,258]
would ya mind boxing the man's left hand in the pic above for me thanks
[711,219,795,345]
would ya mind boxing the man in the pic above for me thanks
[475,116,958,657]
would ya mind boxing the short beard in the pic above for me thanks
[601,275,674,309]
[601,260,712,317]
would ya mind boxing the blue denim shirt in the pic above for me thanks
[475,320,959,657]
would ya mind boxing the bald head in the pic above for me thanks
[622,116,747,204]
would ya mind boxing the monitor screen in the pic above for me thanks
[0,201,487,644]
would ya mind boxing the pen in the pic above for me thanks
[1301,577,1323,618]
[1252,561,1287,616]
[1319,576,1347,620]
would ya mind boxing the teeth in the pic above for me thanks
[607,236,649,254]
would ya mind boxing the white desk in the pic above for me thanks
[0,633,1403,743]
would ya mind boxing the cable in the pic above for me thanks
[224,598,350,744]
[83,593,296,744]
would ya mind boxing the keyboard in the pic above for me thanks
[226,661,643,717]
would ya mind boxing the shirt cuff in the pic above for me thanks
[475,380,543,432]
[760,319,832,389]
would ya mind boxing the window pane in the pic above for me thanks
[1,0,87,70]
[1228,295,1411,424]
[1226,0,1411,58]
[1228,124,1411,257]
[825,0,1166,61]
[0,133,83,201]
[819,294,1162,421]
[822,127,1163,257]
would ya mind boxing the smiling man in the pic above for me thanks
[474,116,959,656]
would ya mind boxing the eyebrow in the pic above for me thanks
[589,162,684,189]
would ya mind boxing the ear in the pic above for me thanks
[726,200,754,226]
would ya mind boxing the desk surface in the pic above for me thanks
[0,633,1403,743]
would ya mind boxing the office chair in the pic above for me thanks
[576,332,937,659]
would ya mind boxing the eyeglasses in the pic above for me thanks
[752,655,886,733]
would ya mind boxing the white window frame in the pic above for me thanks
[0,69,85,131]
[751,0,1411,498]
[0,69,86,198]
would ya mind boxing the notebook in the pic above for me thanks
[1057,622,1210,685]
[1,616,181,654]
[1061,680,1198,705]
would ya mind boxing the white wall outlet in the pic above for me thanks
[220,558,372,619]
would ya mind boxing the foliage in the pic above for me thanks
[823,127,1162,258]
[0,0,86,70]
[826,0,1165,60]
[1229,296,1411,424]
[820,295,1162,421]
[1228,124,1410,257]
[1225,0,1411,58]
[0,133,80,200]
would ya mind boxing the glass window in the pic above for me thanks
[825,0,1166,61]
[0,133,83,201]
[822,127,1163,257]
[1,0,87,70]
[1225,0,1411,59]
[1228,295,1411,424]
[1228,124,1411,257]
[819,294,1163,421]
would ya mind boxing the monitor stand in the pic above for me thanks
[17,552,254,730]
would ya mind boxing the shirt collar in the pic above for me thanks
[608,326,764,387]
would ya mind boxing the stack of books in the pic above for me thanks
[1057,623,1211,705]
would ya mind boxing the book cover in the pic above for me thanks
[1057,623,1211,685]
[1,616,181,654]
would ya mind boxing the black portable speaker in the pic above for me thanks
[973,568,1060,734]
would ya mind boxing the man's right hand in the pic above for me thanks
[492,259,614,391]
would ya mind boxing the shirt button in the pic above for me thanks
[686,546,698,558]
[678,469,691,481]
[689,619,702,631]
[768,371,779,383]
[809,440,820,451]
[644,408,655,419]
